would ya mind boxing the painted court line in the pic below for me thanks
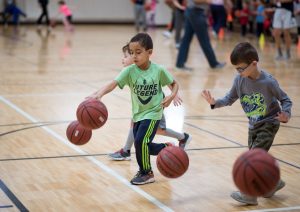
[242,206,300,212]
[0,96,173,212]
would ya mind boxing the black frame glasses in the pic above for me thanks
[236,63,251,73]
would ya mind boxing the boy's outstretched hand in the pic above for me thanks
[173,94,183,106]
[201,89,216,105]
[275,111,290,123]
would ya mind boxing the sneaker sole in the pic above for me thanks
[108,156,131,161]
[230,193,258,205]
[264,181,286,198]
[130,178,155,185]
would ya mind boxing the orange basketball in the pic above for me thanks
[76,98,108,130]
[232,149,280,196]
[156,146,189,178]
[66,121,92,145]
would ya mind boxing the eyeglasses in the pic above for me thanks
[236,63,251,73]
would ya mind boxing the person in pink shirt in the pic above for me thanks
[58,0,73,31]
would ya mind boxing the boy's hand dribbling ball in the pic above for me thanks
[76,98,108,130]
[156,146,189,178]
[232,148,280,197]
[66,121,92,145]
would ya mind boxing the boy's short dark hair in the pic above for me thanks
[130,33,153,50]
[230,42,259,65]
[122,43,130,54]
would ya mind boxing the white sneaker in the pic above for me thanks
[264,180,285,198]
[231,191,258,205]
[162,30,172,38]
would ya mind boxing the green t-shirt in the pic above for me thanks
[115,62,174,122]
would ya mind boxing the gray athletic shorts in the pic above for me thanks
[158,114,166,129]
[273,8,297,29]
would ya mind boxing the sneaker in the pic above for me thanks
[108,148,131,161]
[162,30,172,38]
[175,66,194,72]
[230,191,258,205]
[275,54,284,61]
[264,179,286,198]
[212,62,226,69]
[283,53,291,60]
[130,171,155,185]
[179,133,192,150]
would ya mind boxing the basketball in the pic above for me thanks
[232,149,280,197]
[76,98,108,130]
[66,120,92,145]
[156,146,189,178]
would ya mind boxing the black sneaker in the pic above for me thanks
[179,133,192,150]
[130,171,155,185]
[175,66,194,72]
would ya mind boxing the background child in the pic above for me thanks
[201,42,292,205]
[109,43,191,161]
[255,0,265,38]
[239,2,249,37]
[90,33,180,185]
[1,0,26,28]
[58,0,73,31]
[132,0,147,32]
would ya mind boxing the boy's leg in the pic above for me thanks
[131,120,161,185]
[231,122,281,204]
[156,114,192,149]
[244,122,283,200]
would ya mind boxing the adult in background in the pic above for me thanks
[272,0,294,60]
[176,0,226,70]
[37,0,50,30]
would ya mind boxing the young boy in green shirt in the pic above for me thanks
[90,33,179,185]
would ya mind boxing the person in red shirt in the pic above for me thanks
[239,2,249,36]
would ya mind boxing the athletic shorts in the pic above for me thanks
[273,8,296,29]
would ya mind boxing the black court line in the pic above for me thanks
[0,179,28,212]
[0,123,65,137]
[276,158,300,169]
[1,142,300,162]
[185,121,300,170]
[0,205,13,208]
[0,121,69,127]
[184,122,243,146]
[0,153,107,162]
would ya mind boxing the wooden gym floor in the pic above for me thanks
[0,25,300,212]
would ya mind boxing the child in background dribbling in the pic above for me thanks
[109,43,191,161]
[89,33,182,185]
[58,0,73,31]
[201,42,292,205]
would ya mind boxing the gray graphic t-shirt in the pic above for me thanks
[213,70,292,129]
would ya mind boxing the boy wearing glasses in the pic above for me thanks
[201,42,292,205]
